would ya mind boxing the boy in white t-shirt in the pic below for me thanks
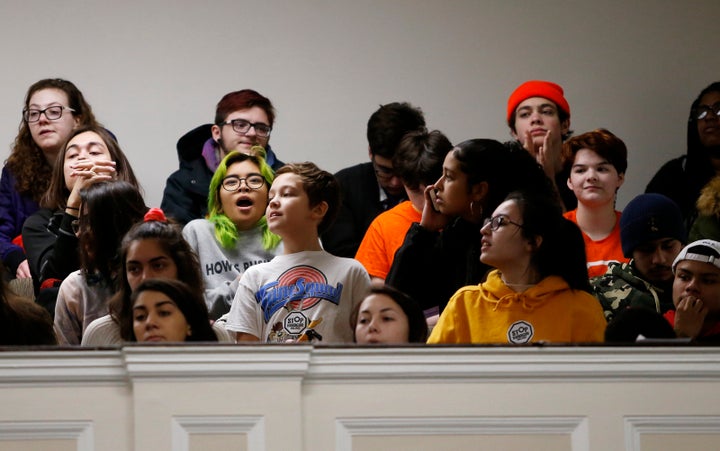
[226,162,371,343]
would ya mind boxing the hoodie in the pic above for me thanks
[689,175,720,241]
[592,261,673,322]
[428,270,606,344]
[160,124,284,225]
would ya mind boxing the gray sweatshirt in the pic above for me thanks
[183,219,282,318]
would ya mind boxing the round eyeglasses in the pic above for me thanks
[222,174,266,192]
[219,118,272,137]
[23,106,75,123]
[482,214,524,231]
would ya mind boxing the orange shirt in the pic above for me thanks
[355,201,421,280]
[563,209,629,278]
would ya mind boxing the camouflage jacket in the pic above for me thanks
[591,261,674,322]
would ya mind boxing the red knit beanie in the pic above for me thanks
[506,80,570,124]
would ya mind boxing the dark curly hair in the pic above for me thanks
[5,79,99,202]
[108,216,205,341]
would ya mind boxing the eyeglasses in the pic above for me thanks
[372,157,397,181]
[71,219,81,234]
[482,214,524,231]
[23,106,75,123]
[691,103,720,121]
[222,174,266,192]
[219,118,272,137]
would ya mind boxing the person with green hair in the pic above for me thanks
[183,147,282,319]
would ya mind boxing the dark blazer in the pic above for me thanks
[322,162,406,258]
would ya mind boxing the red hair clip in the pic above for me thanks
[144,207,167,223]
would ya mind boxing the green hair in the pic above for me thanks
[207,147,281,250]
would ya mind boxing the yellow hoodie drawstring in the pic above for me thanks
[489,292,537,312]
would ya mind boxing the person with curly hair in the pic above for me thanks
[0,79,99,281]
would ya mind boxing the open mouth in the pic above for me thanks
[236,198,254,207]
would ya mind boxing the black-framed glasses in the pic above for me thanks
[23,106,75,123]
[691,103,720,121]
[219,118,272,137]
[222,174,266,192]
[372,156,397,181]
[482,214,524,231]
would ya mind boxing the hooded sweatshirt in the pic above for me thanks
[689,175,720,241]
[592,261,673,322]
[428,270,606,344]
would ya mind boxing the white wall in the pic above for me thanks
[1,0,719,209]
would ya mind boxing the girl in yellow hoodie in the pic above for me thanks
[428,191,605,344]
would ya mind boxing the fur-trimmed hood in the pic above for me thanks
[696,176,720,217]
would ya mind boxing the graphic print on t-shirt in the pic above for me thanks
[255,265,343,324]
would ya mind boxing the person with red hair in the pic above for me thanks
[161,89,284,225]
[563,129,629,278]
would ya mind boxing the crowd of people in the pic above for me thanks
[2,77,720,346]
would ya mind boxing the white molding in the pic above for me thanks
[171,415,264,451]
[624,415,720,451]
[336,416,588,451]
[1,346,720,386]
[0,350,125,386]
[0,420,93,450]
[122,345,311,381]
[307,346,720,383]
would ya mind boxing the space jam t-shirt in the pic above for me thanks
[225,250,371,343]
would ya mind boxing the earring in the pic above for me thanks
[470,201,482,218]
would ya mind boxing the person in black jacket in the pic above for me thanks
[22,126,139,316]
[321,102,425,257]
[385,139,557,319]
[646,81,720,228]
[161,89,284,225]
